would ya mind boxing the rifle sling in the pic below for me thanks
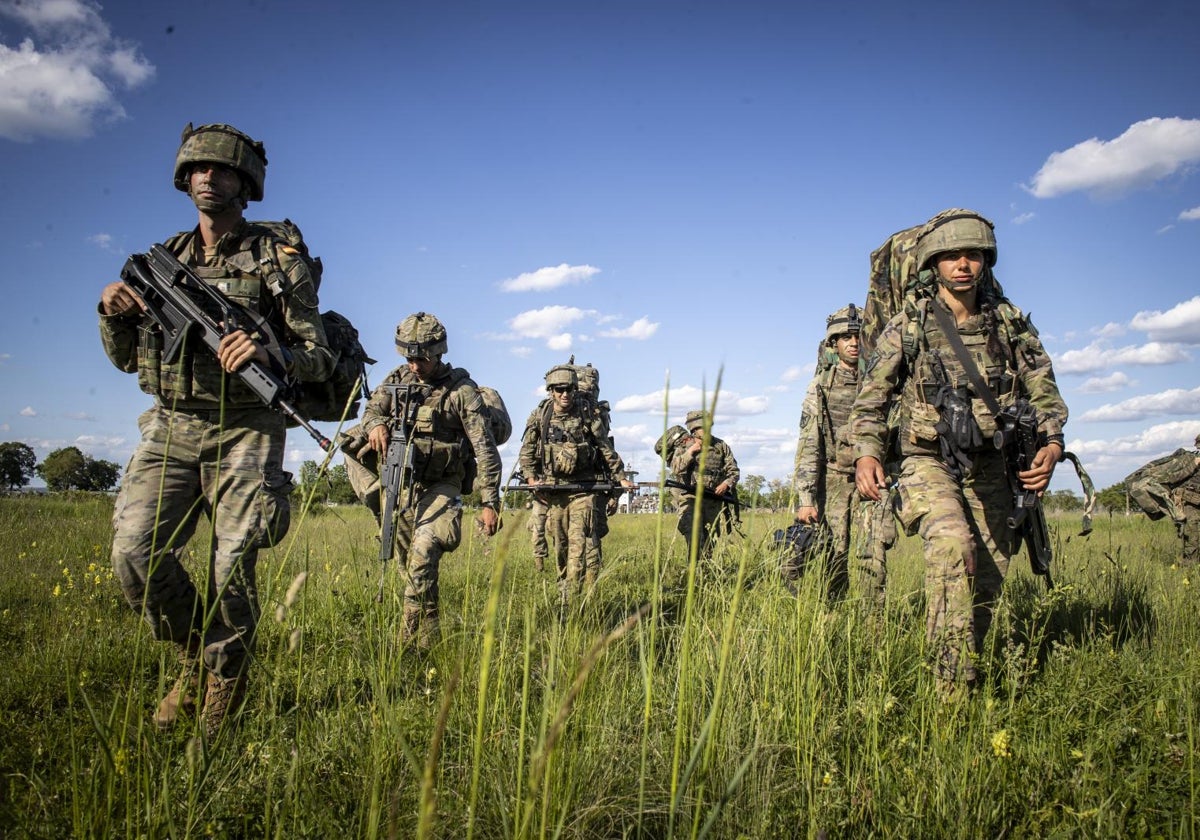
[928,302,1004,417]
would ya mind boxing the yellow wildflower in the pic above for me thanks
[991,729,1011,758]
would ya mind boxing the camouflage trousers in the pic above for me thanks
[1180,505,1199,565]
[528,496,549,567]
[677,496,735,560]
[390,481,464,633]
[110,405,292,680]
[894,451,1014,690]
[856,488,898,613]
[545,490,599,604]
[784,467,855,600]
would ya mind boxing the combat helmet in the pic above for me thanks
[685,409,710,433]
[544,365,578,390]
[915,209,997,271]
[824,303,863,343]
[655,425,689,457]
[395,312,448,358]
[173,123,268,202]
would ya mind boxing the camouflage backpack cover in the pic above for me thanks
[1124,448,1199,521]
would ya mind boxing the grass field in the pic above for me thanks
[1,492,1197,838]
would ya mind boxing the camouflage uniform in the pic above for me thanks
[850,249,1066,690]
[358,354,502,647]
[101,136,332,721]
[671,411,740,559]
[792,359,859,599]
[518,369,626,605]
[1126,435,1200,565]
[528,495,549,572]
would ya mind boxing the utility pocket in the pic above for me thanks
[906,402,941,444]
[256,468,295,548]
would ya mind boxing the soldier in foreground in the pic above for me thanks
[99,123,333,737]
[849,209,1066,698]
[1126,433,1200,565]
[670,410,740,560]
[358,313,502,650]
[518,365,633,607]
[790,304,863,600]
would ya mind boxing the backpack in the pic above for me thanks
[249,220,375,424]
[429,370,511,494]
[475,385,513,445]
[1124,448,1197,520]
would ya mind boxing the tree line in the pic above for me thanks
[0,442,121,493]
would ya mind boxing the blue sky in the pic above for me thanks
[2,0,1198,494]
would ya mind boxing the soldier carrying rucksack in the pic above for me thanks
[1125,433,1200,565]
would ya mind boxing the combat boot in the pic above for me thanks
[417,607,440,652]
[153,637,204,730]
[200,672,248,740]
[401,602,423,650]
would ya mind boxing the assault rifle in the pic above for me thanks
[120,245,333,451]
[504,476,618,494]
[994,400,1054,588]
[378,383,428,566]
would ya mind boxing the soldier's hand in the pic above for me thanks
[620,479,635,489]
[855,456,887,501]
[100,281,146,317]
[714,481,731,496]
[795,505,818,524]
[367,424,390,454]
[477,505,499,536]
[1019,442,1063,495]
[216,329,269,373]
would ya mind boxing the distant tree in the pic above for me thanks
[36,446,121,492]
[1096,482,1129,515]
[742,474,765,507]
[297,459,359,505]
[1045,489,1083,512]
[0,441,37,490]
[81,458,122,492]
[37,447,87,491]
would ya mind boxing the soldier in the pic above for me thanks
[670,410,740,559]
[356,313,502,651]
[518,365,634,606]
[1126,433,1200,565]
[99,123,333,737]
[528,495,549,573]
[849,209,1066,697]
[790,304,862,600]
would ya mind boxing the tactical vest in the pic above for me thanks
[409,366,475,488]
[818,365,859,471]
[538,398,604,482]
[135,227,284,406]
[898,299,1019,457]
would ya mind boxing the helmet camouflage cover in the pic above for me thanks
[915,208,997,271]
[685,409,710,432]
[395,312,448,358]
[544,365,578,390]
[173,123,268,201]
[825,303,863,343]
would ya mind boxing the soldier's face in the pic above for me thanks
[835,333,859,367]
[188,163,243,213]
[549,384,575,412]
[406,356,438,381]
[934,249,986,291]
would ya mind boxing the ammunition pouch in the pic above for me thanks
[933,384,984,478]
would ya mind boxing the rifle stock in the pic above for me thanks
[663,478,740,508]
[120,245,332,451]
[377,384,426,564]
[995,400,1054,586]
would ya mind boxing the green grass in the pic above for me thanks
[1,494,1197,838]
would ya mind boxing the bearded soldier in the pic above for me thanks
[1125,433,1200,565]
[518,365,634,607]
[790,305,862,600]
[354,313,502,651]
[849,209,1066,698]
[99,123,333,737]
[670,410,740,559]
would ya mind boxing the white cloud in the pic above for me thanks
[1078,371,1135,394]
[508,305,590,340]
[0,0,155,141]
[1091,322,1126,339]
[1129,295,1200,343]
[779,365,805,382]
[597,317,658,341]
[1066,421,1200,473]
[65,412,96,421]
[1157,224,1176,235]
[19,406,36,417]
[499,263,600,292]
[74,433,124,448]
[546,333,573,352]
[510,346,533,358]
[613,385,769,418]
[1055,340,1190,374]
[1180,207,1200,221]
[1079,386,1200,422]
[1011,212,1036,225]
[87,232,116,251]
[0,353,10,364]
[1024,117,1200,199]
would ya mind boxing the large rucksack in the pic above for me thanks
[250,219,374,424]
[1124,449,1197,521]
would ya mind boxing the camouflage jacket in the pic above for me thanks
[1125,447,1200,520]
[99,220,333,409]
[850,295,1067,463]
[518,396,624,485]
[360,362,502,506]
[793,363,859,506]
[670,435,740,496]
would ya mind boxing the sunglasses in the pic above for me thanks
[550,385,576,394]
